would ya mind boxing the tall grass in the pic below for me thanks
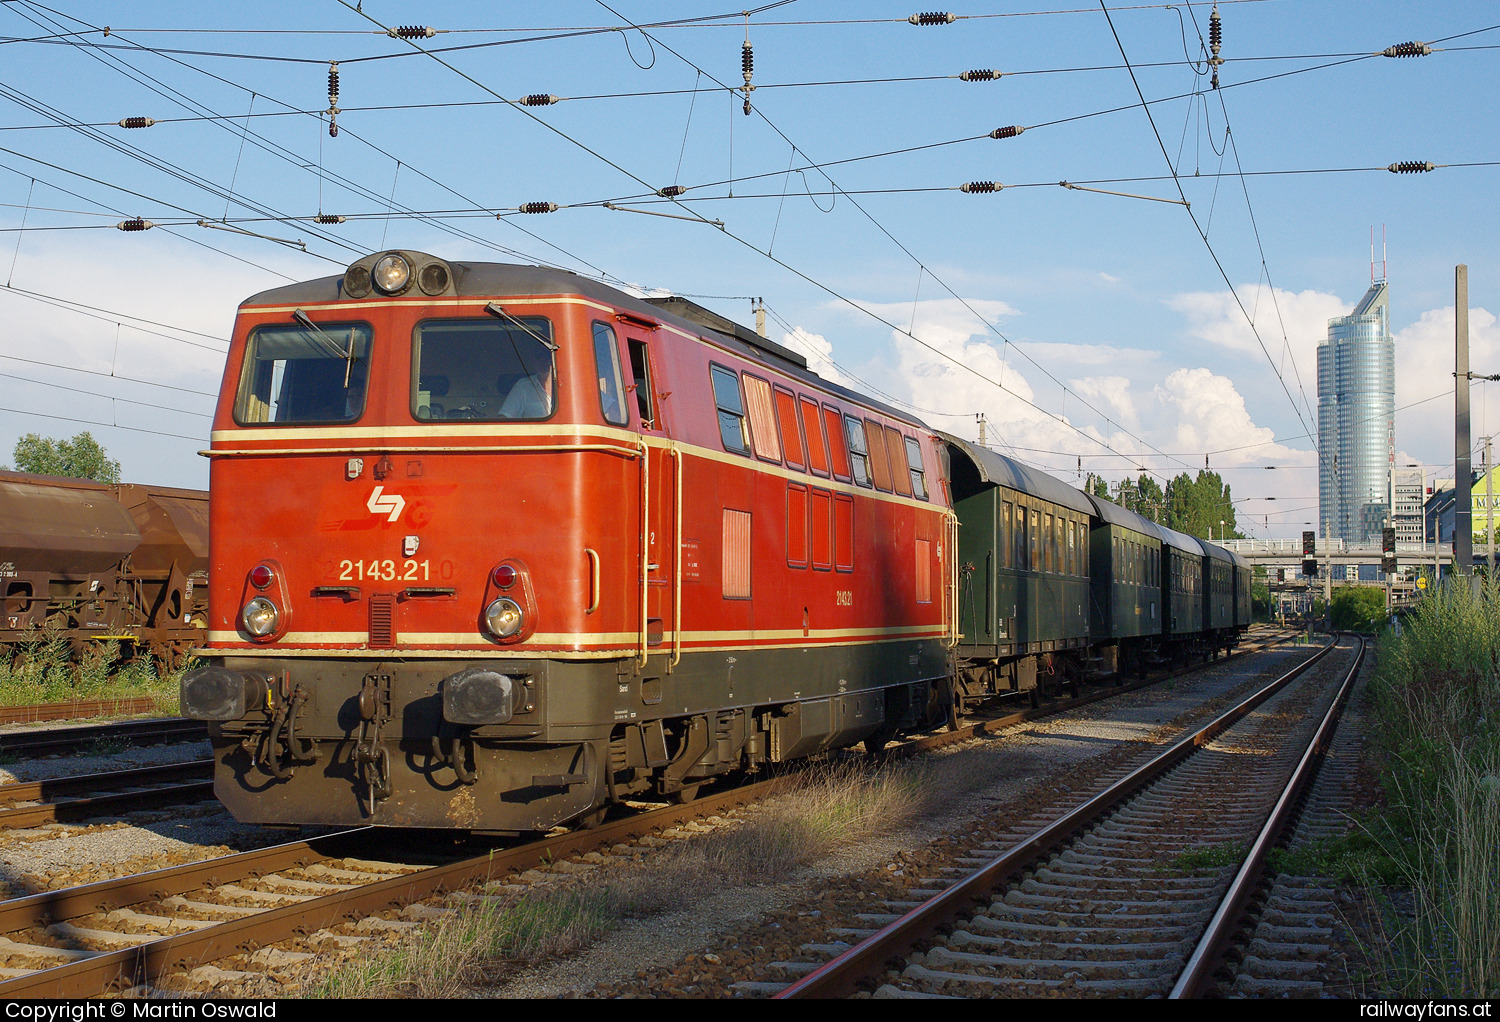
[0,628,186,710]
[1367,578,1500,997]
[311,755,953,997]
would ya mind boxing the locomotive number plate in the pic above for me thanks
[339,559,431,582]
[835,590,852,606]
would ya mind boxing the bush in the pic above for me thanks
[1331,586,1388,631]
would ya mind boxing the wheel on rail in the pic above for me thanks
[863,727,897,755]
[671,782,701,804]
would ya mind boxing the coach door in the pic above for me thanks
[616,313,679,669]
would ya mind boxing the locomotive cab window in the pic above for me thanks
[235,322,373,425]
[629,339,656,428]
[710,365,750,455]
[591,322,628,426]
[412,317,555,421]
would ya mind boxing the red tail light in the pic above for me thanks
[249,564,275,589]
[491,564,517,589]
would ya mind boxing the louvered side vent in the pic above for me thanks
[369,594,396,649]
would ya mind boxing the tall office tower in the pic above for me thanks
[1317,277,1395,542]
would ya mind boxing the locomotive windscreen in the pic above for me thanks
[412,317,555,421]
[235,322,372,424]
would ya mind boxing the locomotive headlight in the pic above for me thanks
[241,596,280,638]
[484,597,524,639]
[371,252,411,294]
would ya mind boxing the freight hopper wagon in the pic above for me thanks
[0,470,208,664]
[181,249,956,834]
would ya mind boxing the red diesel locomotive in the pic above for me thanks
[182,249,956,832]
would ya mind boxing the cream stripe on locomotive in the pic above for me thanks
[205,622,945,650]
[206,426,940,514]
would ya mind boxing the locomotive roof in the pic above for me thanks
[1085,494,1161,539]
[938,433,1095,515]
[1156,523,1206,557]
[242,257,927,431]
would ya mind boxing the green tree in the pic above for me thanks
[1164,469,1241,541]
[9,432,122,482]
[1330,587,1387,631]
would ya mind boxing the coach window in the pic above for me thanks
[237,322,373,425]
[710,365,751,455]
[412,317,554,422]
[1067,521,1077,575]
[1044,514,1054,573]
[1029,509,1040,571]
[1001,501,1012,568]
[843,415,872,486]
[591,322,628,425]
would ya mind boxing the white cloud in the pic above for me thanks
[1393,305,1500,470]
[1166,284,1347,394]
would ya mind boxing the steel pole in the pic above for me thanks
[1457,265,1473,579]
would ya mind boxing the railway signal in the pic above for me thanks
[1382,526,1397,574]
[1302,530,1317,578]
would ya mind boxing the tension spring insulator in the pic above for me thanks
[990,125,1024,140]
[960,181,1001,194]
[741,39,755,116]
[959,69,1000,82]
[117,116,155,129]
[909,12,956,25]
[116,218,153,231]
[314,214,346,224]
[1208,5,1224,89]
[519,202,559,214]
[327,61,340,138]
[1387,161,1434,174]
[1382,41,1432,58]
[657,185,687,198]
[520,94,559,106]
[388,25,436,39]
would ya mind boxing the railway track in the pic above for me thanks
[0,698,161,726]
[0,718,205,758]
[0,760,213,830]
[769,634,1364,998]
[0,628,1307,997]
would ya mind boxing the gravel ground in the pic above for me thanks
[486,649,1315,997]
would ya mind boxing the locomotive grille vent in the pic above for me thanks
[369,594,396,649]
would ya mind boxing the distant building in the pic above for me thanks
[1318,278,1394,542]
[1392,466,1426,545]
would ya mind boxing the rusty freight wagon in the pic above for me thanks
[0,470,208,664]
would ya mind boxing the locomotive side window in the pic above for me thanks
[834,493,855,571]
[710,365,750,455]
[864,419,893,491]
[904,436,927,499]
[810,487,832,570]
[883,427,912,496]
[591,322,628,426]
[628,340,656,428]
[843,415,871,487]
[742,374,782,462]
[235,322,372,425]
[776,387,807,471]
[412,318,554,421]
[801,398,830,476]
[824,406,852,480]
[722,508,752,598]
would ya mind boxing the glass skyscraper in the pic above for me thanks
[1318,279,1394,543]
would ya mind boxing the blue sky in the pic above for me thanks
[0,1,1496,537]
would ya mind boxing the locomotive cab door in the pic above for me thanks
[615,314,678,668]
